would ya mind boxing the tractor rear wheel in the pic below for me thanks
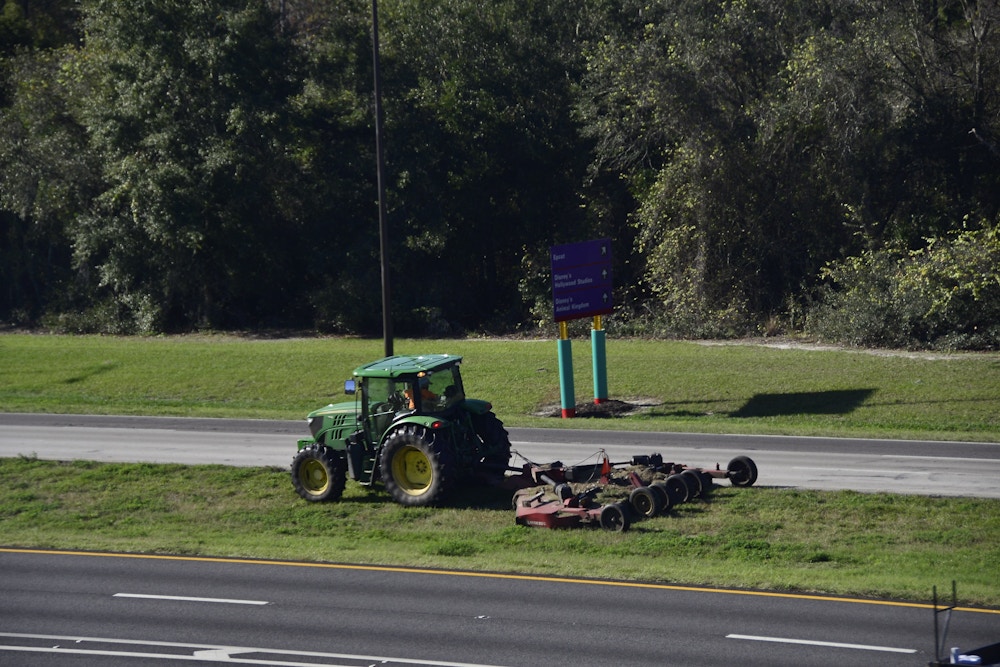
[380,425,455,506]
[291,444,347,502]
[472,412,513,471]
[727,456,758,487]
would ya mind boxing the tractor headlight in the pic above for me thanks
[308,416,321,438]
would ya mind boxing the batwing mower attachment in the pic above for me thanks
[507,451,758,532]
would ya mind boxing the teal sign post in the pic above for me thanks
[550,238,613,418]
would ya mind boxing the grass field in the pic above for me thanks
[2,333,999,607]
[2,333,999,440]
[2,457,998,607]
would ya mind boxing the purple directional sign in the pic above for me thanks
[551,238,613,322]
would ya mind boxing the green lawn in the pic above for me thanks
[2,457,998,607]
[2,333,999,608]
[2,333,999,440]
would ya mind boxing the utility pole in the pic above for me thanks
[372,0,393,357]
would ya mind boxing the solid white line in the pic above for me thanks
[114,593,269,605]
[726,634,917,654]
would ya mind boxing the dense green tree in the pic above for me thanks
[280,0,386,333]
[578,0,842,335]
[874,0,1000,241]
[577,0,1000,337]
[1,0,996,346]
[0,49,97,324]
[372,0,597,332]
[0,0,78,55]
[0,1,87,322]
[71,0,303,331]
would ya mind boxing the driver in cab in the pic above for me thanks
[404,376,437,410]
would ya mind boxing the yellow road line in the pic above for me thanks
[2,546,997,614]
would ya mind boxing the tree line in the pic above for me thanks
[2,0,998,348]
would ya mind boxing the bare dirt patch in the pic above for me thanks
[534,397,661,419]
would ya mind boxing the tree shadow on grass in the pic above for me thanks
[731,388,877,418]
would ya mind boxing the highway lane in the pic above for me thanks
[2,549,998,667]
[1,412,999,497]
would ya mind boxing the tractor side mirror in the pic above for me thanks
[344,379,356,395]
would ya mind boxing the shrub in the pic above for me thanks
[807,222,1000,350]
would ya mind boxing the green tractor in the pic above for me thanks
[291,354,513,507]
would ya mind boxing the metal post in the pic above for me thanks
[558,321,575,418]
[372,0,393,357]
[591,315,607,404]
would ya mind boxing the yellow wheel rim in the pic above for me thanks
[391,445,433,495]
[300,459,330,495]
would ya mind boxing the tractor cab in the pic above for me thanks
[293,353,511,507]
[345,355,467,445]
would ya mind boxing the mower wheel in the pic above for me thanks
[629,486,662,518]
[649,481,673,514]
[380,425,455,506]
[727,456,758,487]
[664,474,690,504]
[291,444,347,502]
[681,469,705,498]
[699,471,715,494]
[599,503,631,532]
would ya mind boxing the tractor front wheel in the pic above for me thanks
[380,426,454,506]
[291,444,347,502]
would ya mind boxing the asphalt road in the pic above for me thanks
[1,412,999,498]
[2,414,999,665]
[2,549,998,667]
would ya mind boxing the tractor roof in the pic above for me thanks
[352,354,462,379]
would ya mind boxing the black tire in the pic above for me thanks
[380,425,455,506]
[599,503,631,532]
[649,481,673,514]
[665,473,691,504]
[681,469,704,498]
[629,486,663,518]
[727,455,758,487]
[472,412,513,468]
[699,471,715,494]
[291,444,347,502]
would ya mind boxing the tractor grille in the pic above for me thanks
[310,413,352,441]
[326,414,352,443]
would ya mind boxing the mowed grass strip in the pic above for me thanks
[1,333,999,440]
[2,457,997,608]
